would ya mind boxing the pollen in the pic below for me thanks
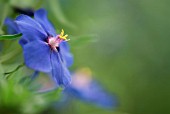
[47,29,70,51]
[59,29,69,41]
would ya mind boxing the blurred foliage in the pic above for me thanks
[0,0,169,114]
[0,77,62,114]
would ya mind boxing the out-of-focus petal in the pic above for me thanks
[4,18,19,34]
[4,18,28,47]
[34,9,56,36]
[60,42,73,67]
[84,81,117,108]
[50,52,71,87]
[23,40,52,72]
[66,81,117,108]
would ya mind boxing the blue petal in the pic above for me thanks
[15,15,47,42]
[60,42,73,67]
[23,41,52,72]
[19,37,28,47]
[15,20,47,42]
[16,14,46,34]
[4,18,19,34]
[85,81,118,108]
[4,18,28,47]
[66,81,117,108]
[34,9,56,36]
[50,52,71,87]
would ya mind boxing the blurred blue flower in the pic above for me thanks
[14,9,73,87]
[4,18,19,34]
[64,68,118,108]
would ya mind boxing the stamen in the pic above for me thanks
[59,29,70,40]
[47,29,70,51]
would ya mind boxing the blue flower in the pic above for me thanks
[65,68,118,108]
[15,9,73,87]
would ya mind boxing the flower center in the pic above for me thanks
[47,29,69,51]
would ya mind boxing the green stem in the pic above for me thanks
[4,63,24,79]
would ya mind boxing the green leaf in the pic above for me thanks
[0,33,22,40]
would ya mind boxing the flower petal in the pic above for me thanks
[60,42,73,67]
[34,9,56,36]
[23,41,52,72]
[67,81,117,108]
[15,15,47,42]
[84,81,117,108]
[19,37,28,47]
[4,18,19,34]
[50,52,71,87]
[15,20,47,41]
[16,14,46,34]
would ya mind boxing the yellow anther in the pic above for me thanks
[59,29,69,40]
[61,29,64,36]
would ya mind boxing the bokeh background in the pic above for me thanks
[0,0,170,114]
